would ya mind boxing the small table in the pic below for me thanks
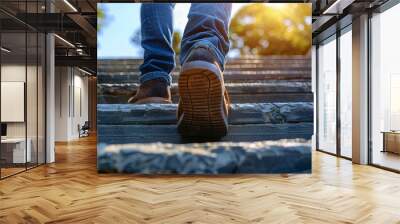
[381,131,400,154]
[1,138,31,164]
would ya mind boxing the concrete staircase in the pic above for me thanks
[97,56,313,174]
[97,56,312,104]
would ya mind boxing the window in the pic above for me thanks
[339,28,352,158]
[371,3,400,171]
[317,36,337,154]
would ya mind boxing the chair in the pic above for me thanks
[79,121,90,138]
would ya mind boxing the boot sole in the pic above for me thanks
[177,61,228,139]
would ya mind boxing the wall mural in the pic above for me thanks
[97,3,313,174]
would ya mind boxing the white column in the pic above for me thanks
[45,0,55,163]
[46,33,55,163]
[352,14,369,164]
[54,67,73,141]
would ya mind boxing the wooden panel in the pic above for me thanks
[385,132,400,154]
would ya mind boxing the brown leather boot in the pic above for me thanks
[128,78,172,104]
[177,46,230,139]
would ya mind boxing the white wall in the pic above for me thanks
[1,65,28,138]
[1,65,26,130]
[55,66,69,141]
[54,67,89,141]
[71,72,89,138]
[1,63,46,164]
[1,65,26,81]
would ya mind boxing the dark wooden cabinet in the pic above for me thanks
[382,131,400,154]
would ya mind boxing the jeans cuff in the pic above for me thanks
[139,71,172,86]
[182,40,225,70]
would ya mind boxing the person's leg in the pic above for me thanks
[180,3,232,69]
[130,3,175,103]
[139,3,175,86]
[177,3,232,138]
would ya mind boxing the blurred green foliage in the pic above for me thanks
[97,7,105,32]
[229,3,312,56]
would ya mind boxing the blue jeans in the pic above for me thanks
[139,3,232,86]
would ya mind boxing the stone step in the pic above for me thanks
[98,57,310,66]
[98,63,311,73]
[97,82,311,96]
[98,70,311,78]
[97,81,313,104]
[97,71,311,84]
[97,123,313,144]
[98,58,310,63]
[98,92,314,104]
[98,63,311,71]
[98,56,309,64]
[221,65,311,71]
[97,103,313,125]
[230,59,310,64]
[97,139,311,174]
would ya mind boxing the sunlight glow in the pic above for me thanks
[265,3,288,10]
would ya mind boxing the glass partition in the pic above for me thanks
[317,36,337,154]
[371,4,400,171]
[1,30,28,177]
[0,1,46,179]
[339,28,352,158]
[38,32,45,165]
[27,30,38,169]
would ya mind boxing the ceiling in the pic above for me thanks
[0,0,98,74]
[310,0,391,43]
[1,0,396,74]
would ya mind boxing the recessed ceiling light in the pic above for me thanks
[54,34,75,48]
[78,67,92,76]
[63,0,78,12]
[323,0,355,15]
[1,47,11,53]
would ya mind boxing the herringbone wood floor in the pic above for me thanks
[1,135,399,224]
